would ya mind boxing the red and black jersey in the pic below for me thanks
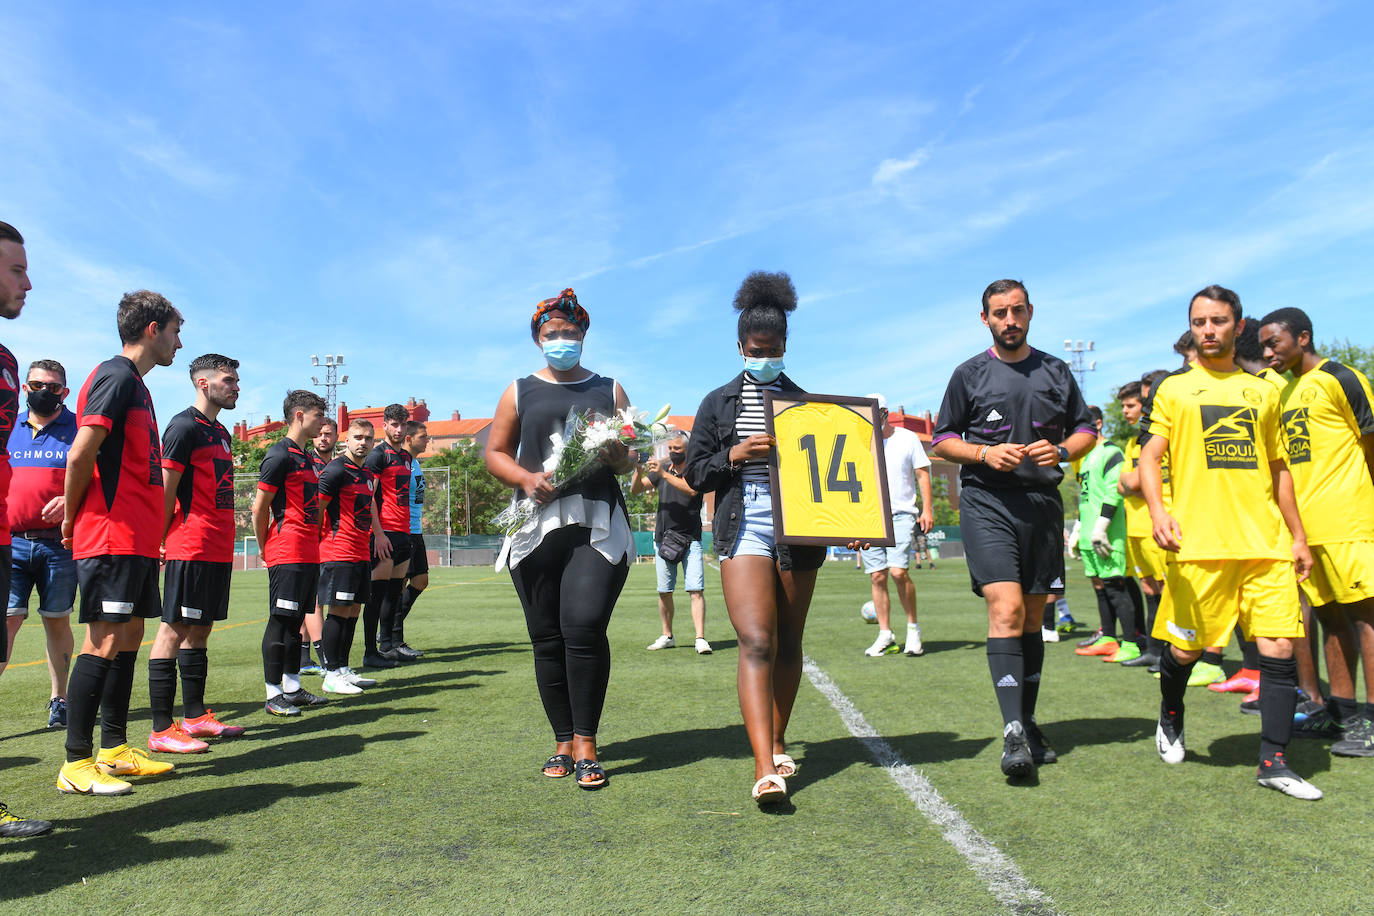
[365,440,411,533]
[310,450,329,475]
[0,343,20,546]
[318,456,375,563]
[257,436,319,566]
[73,356,163,560]
[162,406,235,563]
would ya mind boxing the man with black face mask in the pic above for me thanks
[1,360,78,732]
[632,429,711,654]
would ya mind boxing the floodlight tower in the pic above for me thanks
[310,354,349,415]
[1064,339,1097,392]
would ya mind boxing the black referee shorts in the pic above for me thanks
[959,484,1065,597]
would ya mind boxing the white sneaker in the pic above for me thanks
[1257,768,1323,800]
[341,667,377,689]
[1041,627,1061,643]
[647,635,674,651]
[903,625,924,656]
[322,670,363,695]
[1156,716,1186,764]
[695,637,712,655]
[865,631,897,657]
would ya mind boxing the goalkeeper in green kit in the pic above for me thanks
[1071,407,1142,662]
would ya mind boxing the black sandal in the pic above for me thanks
[574,758,608,790]
[542,754,574,778]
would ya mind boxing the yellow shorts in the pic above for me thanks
[1154,559,1304,650]
[1300,541,1374,607]
[1127,535,1169,582]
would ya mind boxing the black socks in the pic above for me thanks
[987,636,1024,727]
[1258,655,1298,760]
[148,657,178,731]
[65,653,112,762]
[179,647,208,719]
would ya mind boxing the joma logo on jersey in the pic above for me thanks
[1282,407,1311,464]
[1199,405,1259,469]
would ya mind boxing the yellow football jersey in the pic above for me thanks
[772,399,889,542]
[1144,365,1289,561]
[1279,359,1374,545]
[1124,432,1172,537]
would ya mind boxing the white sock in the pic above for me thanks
[908,623,921,635]
[266,682,282,700]
[878,629,894,640]
[282,673,301,693]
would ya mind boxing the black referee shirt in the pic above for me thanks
[933,347,1095,489]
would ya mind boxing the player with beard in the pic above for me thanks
[300,418,338,675]
[58,290,183,795]
[932,279,1097,779]
[1141,286,1320,799]
[317,419,385,694]
[146,355,246,753]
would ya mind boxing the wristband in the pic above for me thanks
[978,445,991,464]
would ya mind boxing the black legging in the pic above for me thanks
[510,524,629,741]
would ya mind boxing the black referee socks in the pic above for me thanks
[987,637,1024,727]
[1020,631,1044,722]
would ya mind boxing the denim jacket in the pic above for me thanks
[683,371,826,572]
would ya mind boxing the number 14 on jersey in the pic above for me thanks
[764,392,895,546]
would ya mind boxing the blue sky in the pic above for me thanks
[5,1,1372,430]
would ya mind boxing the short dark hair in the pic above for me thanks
[1117,381,1143,402]
[1189,284,1242,323]
[1087,405,1103,424]
[981,279,1028,314]
[1141,369,1170,394]
[318,417,338,431]
[0,221,23,245]
[404,420,427,439]
[27,359,66,385]
[383,403,409,424]
[734,271,798,343]
[1172,330,1195,356]
[283,389,327,421]
[1259,307,1315,353]
[1234,314,1264,364]
[116,290,183,345]
[188,353,238,379]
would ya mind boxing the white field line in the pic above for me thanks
[802,657,1059,916]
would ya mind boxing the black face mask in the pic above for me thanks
[26,389,62,416]
[668,451,686,465]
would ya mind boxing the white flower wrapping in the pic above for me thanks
[494,404,672,536]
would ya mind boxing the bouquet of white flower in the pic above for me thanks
[494,404,673,536]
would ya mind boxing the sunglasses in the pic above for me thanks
[26,380,63,394]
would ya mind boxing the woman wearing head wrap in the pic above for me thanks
[684,271,826,806]
[484,289,633,790]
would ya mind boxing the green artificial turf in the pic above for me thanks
[1,559,1368,913]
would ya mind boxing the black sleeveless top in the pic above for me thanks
[514,373,625,512]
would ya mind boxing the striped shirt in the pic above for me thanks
[738,374,781,482]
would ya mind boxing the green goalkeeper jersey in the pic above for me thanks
[1077,439,1126,551]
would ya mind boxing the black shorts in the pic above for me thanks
[371,530,413,572]
[0,545,9,662]
[407,534,429,577]
[318,560,371,608]
[77,554,162,623]
[959,484,1065,597]
[268,562,320,621]
[162,560,232,625]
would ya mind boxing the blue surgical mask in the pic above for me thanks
[542,339,582,371]
[743,357,784,383]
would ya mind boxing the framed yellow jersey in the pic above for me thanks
[764,392,894,546]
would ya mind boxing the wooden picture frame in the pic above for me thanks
[763,392,895,547]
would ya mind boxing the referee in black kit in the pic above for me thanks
[932,279,1097,779]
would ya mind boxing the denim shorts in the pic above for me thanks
[9,535,77,618]
[725,481,777,562]
[861,511,916,574]
[655,537,705,592]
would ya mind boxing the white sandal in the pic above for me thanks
[772,753,798,778]
[752,773,787,805]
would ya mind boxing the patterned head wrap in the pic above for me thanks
[530,288,589,340]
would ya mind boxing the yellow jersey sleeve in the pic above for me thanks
[1281,361,1374,545]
